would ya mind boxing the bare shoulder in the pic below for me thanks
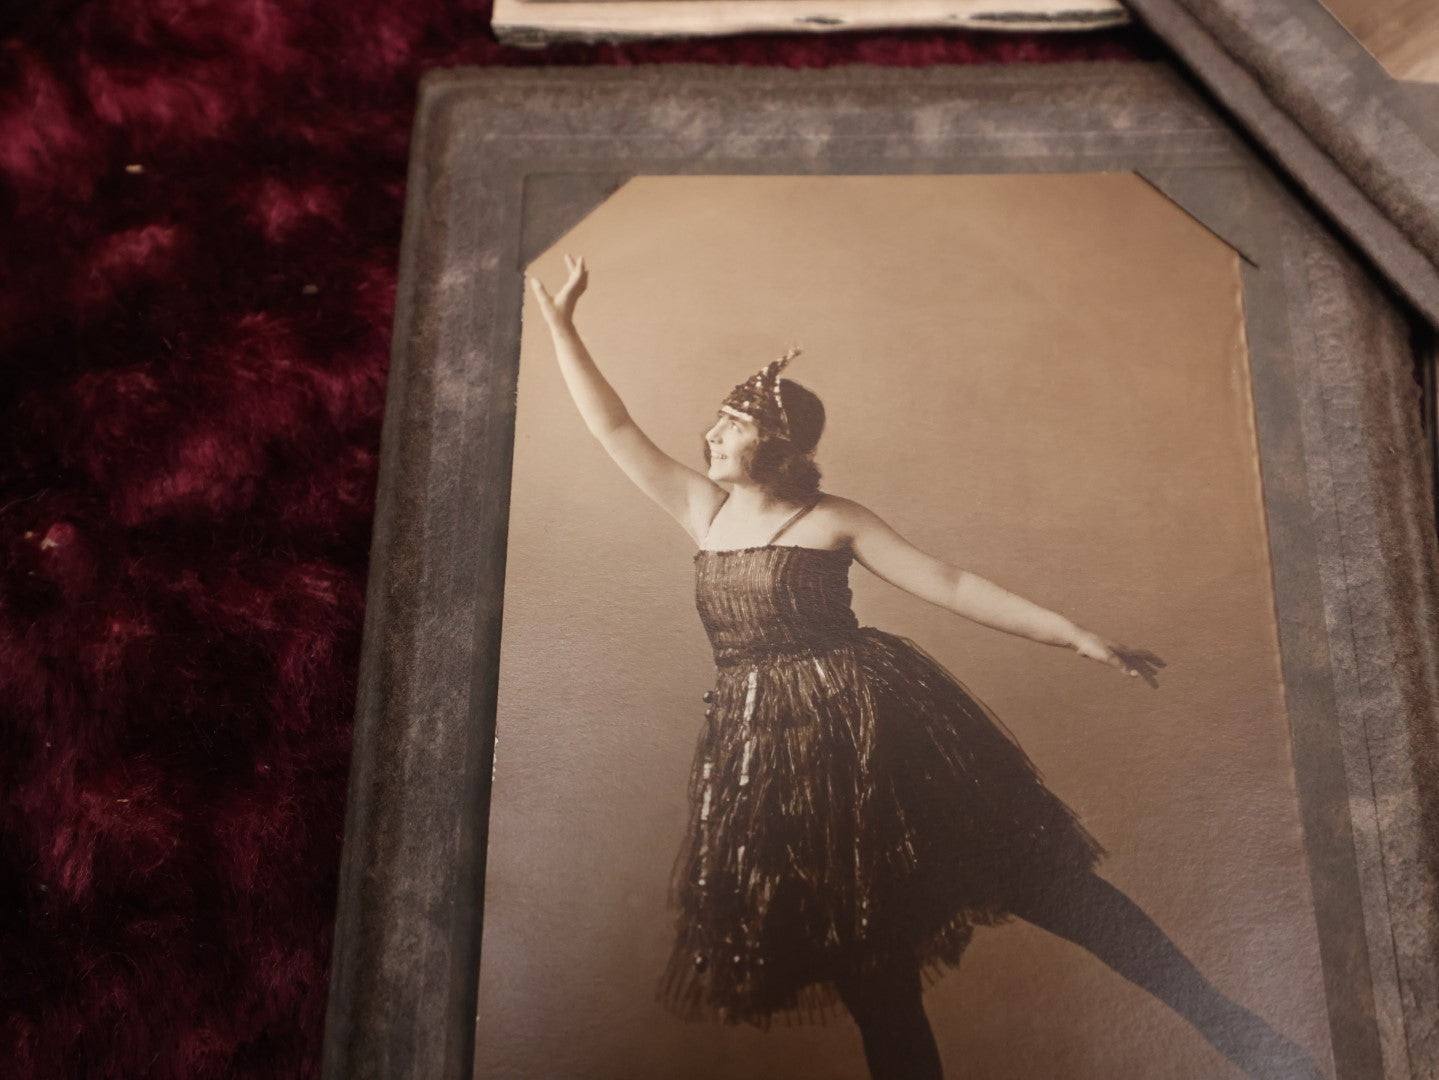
[811,493,887,538]
[688,483,730,543]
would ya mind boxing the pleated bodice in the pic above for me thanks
[693,546,860,665]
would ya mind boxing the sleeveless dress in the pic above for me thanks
[660,498,1105,1026]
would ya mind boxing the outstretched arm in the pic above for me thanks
[835,497,1157,681]
[528,256,725,542]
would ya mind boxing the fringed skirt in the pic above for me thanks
[660,628,1104,1026]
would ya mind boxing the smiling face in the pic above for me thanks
[704,410,761,484]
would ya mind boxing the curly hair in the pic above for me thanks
[704,380,825,502]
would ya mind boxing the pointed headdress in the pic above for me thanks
[719,348,802,440]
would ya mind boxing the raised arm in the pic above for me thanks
[831,497,1157,681]
[528,256,725,542]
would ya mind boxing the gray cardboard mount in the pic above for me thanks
[1126,0,1439,330]
[320,64,1439,1080]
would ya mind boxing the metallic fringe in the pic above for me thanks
[660,628,1104,1028]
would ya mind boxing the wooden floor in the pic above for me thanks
[1324,0,1439,81]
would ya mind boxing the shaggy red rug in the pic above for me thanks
[0,3,1143,1076]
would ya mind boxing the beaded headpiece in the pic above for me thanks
[719,348,801,440]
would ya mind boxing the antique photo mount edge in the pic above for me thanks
[321,63,1439,1080]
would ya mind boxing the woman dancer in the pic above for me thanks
[528,256,1321,1080]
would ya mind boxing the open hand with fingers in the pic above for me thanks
[1071,630,1166,687]
[528,253,588,329]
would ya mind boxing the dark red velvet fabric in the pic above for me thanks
[0,4,1144,1076]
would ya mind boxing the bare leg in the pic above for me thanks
[835,964,944,1080]
[1010,871,1324,1079]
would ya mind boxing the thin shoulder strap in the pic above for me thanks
[701,491,731,545]
[765,495,821,546]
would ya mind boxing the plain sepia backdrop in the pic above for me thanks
[474,174,1333,1079]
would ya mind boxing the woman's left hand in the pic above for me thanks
[1071,630,1165,688]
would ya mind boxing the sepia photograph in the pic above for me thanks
[475,174,1335,1079]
